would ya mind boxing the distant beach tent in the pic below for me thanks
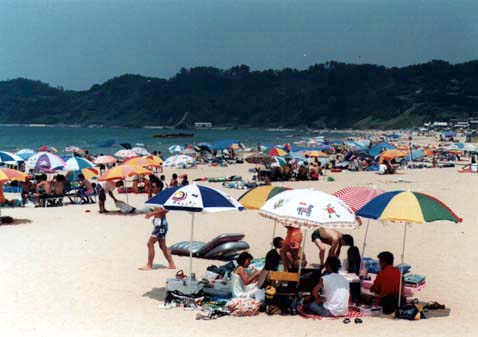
[212,139,240,150]
[15,149,36,160]
[0,151,24,165]
[26,152,66,171]
[168,145,184,154]
[369,142,396,157]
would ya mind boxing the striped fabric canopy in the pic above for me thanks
[333,186,385,213]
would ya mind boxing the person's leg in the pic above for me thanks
[308,302,333,317]
[138,237,158,270]
[313,239,326,267]
[158,238,176,269]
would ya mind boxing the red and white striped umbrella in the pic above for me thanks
[333,186,385,213]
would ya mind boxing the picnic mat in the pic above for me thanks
[297,305,365,320]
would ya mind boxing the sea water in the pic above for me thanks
[0,125,354,155]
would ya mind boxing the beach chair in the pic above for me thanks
[169,233,249,261]
[265,272,300,315]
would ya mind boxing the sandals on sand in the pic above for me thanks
[343,317,363,324]
[424,301,445,310]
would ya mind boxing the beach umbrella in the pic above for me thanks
[97,164,152,181]
[26,152,66,171]
[163,155,195,168]
[238,186,292,210]
[63,146,85,154]
[131,147,151,156]
[369,142,396,157]
[94,155,117,165]
[143,155,163,166]
[379,149,407,161]
[333,186,385,258]
[356,190,461,306]
[124,156,160,168]
[271,156,287,168]
[409,150,425,161]
[168,145,184,154]
[145,184,244,292]
[212,139,240,150]
[0,151,24,165]
[39,145,58,153]
[180,148,196,155]
[268,148,287,157]
[66,167,99,181]
[65,157,95,171]
[15,149,36,160]
[260,189,358,276]
[114,149,138,158]
[305,150,328,158]
[0,168,29,183]
[245,153,273,165]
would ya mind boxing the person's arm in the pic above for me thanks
[311,279,324,303]
[236,266,259,285]
[370,273,382,294]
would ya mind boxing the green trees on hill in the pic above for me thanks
[0,60,477,128]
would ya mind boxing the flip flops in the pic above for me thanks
[343,317,363,324]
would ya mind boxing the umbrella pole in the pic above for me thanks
[297,228,308,289]
[189,212,195,294]
[361,219,370,259]
[271,221,277,249]
[398,222,408,308]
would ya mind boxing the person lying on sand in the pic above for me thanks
[138,207,175,270]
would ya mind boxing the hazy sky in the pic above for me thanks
[0,0,477,90]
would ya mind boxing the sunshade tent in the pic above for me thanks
[145,184,244,292]
[26,152,66,171]
[356,190,461,306]
[369,142,396,157]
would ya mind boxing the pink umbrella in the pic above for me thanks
[333,186,385,257]
[94,155,117,165]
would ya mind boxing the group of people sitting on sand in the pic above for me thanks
[230,227,404,316]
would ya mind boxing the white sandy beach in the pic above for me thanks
[1,159,477,337]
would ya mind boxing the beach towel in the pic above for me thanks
[297,305,365,320]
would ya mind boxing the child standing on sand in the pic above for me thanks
[138,207,176,270]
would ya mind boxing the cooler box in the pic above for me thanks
[166,277,203,296]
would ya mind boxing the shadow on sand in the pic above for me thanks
[143,287,167,301]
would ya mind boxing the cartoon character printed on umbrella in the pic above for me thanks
[297,202,314,217]
[324,203,340,218]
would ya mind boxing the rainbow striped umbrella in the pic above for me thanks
[357,190,461,307]
[268,148,287,157]
[238,186,291,210]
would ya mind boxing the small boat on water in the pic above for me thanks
[153,133,194,138]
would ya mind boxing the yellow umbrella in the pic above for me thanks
[144,155,163,166]
[81,167,99,180]
[305,150,328,158]
[124,156,160,167]
[0,168,29,183]
[97,164,152,181]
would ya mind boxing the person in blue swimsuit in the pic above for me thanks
[138,207,176,270]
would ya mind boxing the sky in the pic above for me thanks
[0,0,477,90]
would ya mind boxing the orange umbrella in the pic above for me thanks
[97,164,152,181]
[0,168,29,183]
[379,149,407,161]
[305,150,328,158]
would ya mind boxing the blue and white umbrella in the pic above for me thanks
[15,149,36,160]
[168,145,184,154]
[131,146,151,156]
[163,154,195,168]
[145,184,244,289]
[0,151,24,165]
[65,157,95,171]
